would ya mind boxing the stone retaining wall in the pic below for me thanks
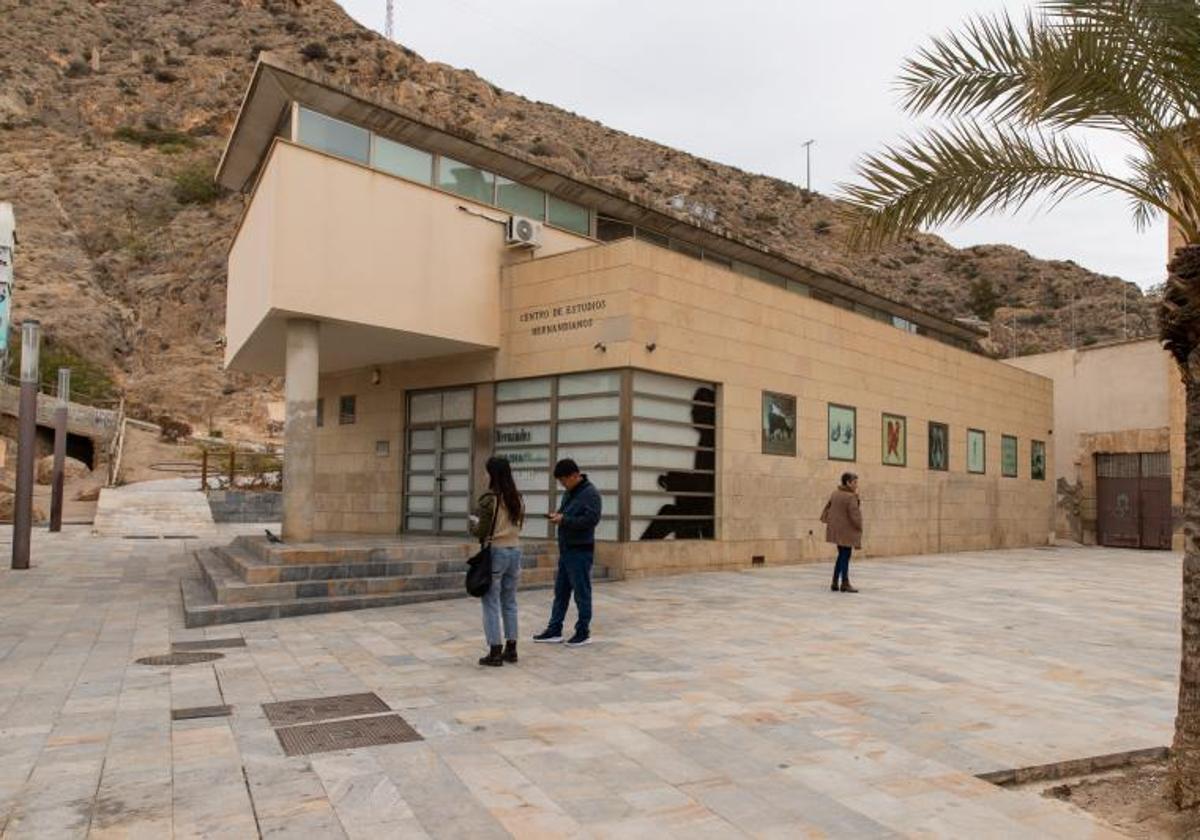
[207,490,282,523]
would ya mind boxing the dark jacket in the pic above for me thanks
[556,476,602,552]
[820,486,863,549]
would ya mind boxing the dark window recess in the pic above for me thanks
[316,398,325,428]
[596,216,634,241]
[635,227,670,247]
[671,239,703,260]
[339,395,357,425]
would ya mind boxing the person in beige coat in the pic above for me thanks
[820,472,863,593]
[469,457,525,666]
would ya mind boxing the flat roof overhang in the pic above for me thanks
[218,54,983,346]
[228,310,496,377]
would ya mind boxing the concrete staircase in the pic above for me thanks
[181,536,613,627]
[94,479,219,538]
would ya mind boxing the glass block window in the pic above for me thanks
[496,177,546,220]
[296,108,370,164]
[437,156,495,204]
[372,136,433,183]
[630,372,716,541]
[338,395,357,425]
[555,372,621,540]
[494,377,553,539]
[548,197,590,235]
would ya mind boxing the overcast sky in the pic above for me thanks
[339,0,1167,289]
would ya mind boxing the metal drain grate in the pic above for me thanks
[171,638,247,652]
[274,714,422,756]
[136,652,225,666]
[262,692,390,727]
[172,705,233,721]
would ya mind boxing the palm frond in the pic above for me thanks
[899,4,1187,134]
[840,121,1184,249]
[898,13,1040,120]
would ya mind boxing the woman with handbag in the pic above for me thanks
[470,456,525,667]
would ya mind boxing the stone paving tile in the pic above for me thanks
[0,528,1178,837]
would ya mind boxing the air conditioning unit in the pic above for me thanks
[506,215,543,248]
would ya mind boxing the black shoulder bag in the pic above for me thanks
[465,495,499,597]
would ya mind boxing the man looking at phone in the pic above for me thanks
[532,459,603,647]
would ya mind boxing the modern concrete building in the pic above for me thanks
[1007,339,1182,550]
[215,55,1055,578]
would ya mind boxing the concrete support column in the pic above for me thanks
[282,318,319,543]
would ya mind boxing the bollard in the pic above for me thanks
[200,448,208,492]
[12,321,40,569]
[48,368,70,532]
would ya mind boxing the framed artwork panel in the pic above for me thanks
[827,404,856,462]
[882,413,907,467]
[1001,434,1018,477]
[928,422,949,471]
[967,428,986,474]
[1031,439,1046,480]
[761,391,797,456]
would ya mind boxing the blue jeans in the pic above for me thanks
[547,548,593,636]
[482,546,521,646]
[833,545,853,586]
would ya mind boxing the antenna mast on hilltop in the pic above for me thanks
[385,0,395,40]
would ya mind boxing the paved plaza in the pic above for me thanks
[0,529,1180,838]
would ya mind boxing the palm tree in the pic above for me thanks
[839,0,1200,807]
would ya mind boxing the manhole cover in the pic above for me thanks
[171,638,247,652]
[136,652,225,666]
[274,714,422,756]
[263,692,390,727]
[172,704,233,721]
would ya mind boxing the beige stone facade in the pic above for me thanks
[219,58,1056,577]
[311,239,1054,577]
[1006,339,1183,548]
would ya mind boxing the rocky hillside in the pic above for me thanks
[0,0,1159,436]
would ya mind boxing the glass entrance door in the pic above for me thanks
[404,388,475,535]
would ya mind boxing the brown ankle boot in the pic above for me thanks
[840,581,859,593]
[478,645,504,667]
[503,640,518,663]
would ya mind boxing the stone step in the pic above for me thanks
[232,534,557,566]
[196,548,609,606]
[215,543,564,585]
[181,564,613,627]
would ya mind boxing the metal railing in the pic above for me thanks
[153,446,284,492]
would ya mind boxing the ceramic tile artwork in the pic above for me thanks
[929,422,949,471]
[1002,435,1019,478]
[0,524,1162,838]
[762,391,797,457]
[882,414,907,467]
[1032,439,1047,481]
[828,403,857,462]
[968,428,986,474]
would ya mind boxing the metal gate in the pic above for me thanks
[1096,452,1172,550]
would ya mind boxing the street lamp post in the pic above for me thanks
[802,139,815,192]
[49,367,70,533]
[12,320,40,569]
